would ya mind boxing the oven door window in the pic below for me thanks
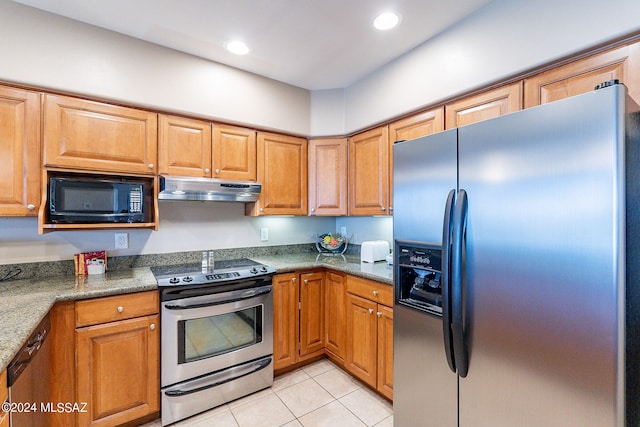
[178,305,263,363]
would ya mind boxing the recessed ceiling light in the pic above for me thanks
[373,12,400,31]
[225,40,249,55]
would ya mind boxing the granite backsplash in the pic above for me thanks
[0,243,363,282]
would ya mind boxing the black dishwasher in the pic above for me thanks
[7,313,51,427]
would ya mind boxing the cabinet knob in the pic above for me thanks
[389,207,394,212]
[27,204,35,210]
[260,208,264,212]
[117,306,124,313]
[150,323,156,330]
[381,207,386,211]
[368,308,374,314]
[377,312,382,318]
[372,290,379,296]
[304,279,309,284]
[148,163,155,169]
[205,168,210,174]
[311,208,315,212]
[292,277,297,282]
[215,169,221,174]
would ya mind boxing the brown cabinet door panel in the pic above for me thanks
[76,314,159,427]
[345,293,378,387]
[445,83,523,129]
[349,126,389,216]
[524,43,640,108]
[213,124,257,181]
[325,272,346,359]
[273,273,299,369]
[158,115,212,177]
[308,138,348,216]
[0,86,40,216]
[300,272,325,356]
[44,94,157,174]
[376,305,394,400]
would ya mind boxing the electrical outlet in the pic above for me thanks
[260,227,269,241]
[340,226,347,236]
[115,232,129,249]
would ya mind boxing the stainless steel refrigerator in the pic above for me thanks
[393,82,640,426]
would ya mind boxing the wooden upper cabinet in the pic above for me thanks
[43,94,158,174]
[158,114,212,177]
[213,124,257,181]
[308,138,348,216]
[0,85,40,216]
[349,125,389,216]
[445,82,523,129]
[247,132,308,216]
[388,107,444,215]
[524,42,640,108]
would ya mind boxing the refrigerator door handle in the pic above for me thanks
[452,189,469,377]
[442,189,456,373]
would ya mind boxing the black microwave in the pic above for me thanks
[49,175,151,223]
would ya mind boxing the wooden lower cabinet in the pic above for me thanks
[74,291,160,427]
[324,271,346,360]
[345,275,394,400]
[0,369,8,427]
[345,293,379,387]
[76,315,159,426]
[273,271,325,370]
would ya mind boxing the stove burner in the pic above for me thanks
[151,258,275,287]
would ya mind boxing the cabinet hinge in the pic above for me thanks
[298,342,301,351]
[298,301,301,310]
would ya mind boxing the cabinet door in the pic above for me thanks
[158,114,212,177]
[0,369,7,427]
[0,86,40,216]
[248,132,308,216]
[524,42,640,108]
[376,304,394,400]
[273,273,299,369]
[445,82,523,129]
[308,138,348,216]
[388,108,444,215]
[345,293,378,388]
[76,314,159,427]
[299,271,325,357]
[325,271,346,360]
[349,125,389,216]
[212,124,257,181]
[43,94,158,174]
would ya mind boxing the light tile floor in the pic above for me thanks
[144,359,393,427]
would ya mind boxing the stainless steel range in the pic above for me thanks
[153,258,275,426]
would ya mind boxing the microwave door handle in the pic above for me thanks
[164,286,272,310]
[441,189,456,373]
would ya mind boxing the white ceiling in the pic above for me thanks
[13,0,494,90]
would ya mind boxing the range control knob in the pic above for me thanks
[183,276,193,283]
[260,266,268,272]
[169,277,180,284]
[250,267,258,274]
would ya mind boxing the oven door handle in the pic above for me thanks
[164,286,272,310]
[164,356,272,397]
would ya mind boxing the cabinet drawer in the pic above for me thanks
[76,291,159,327]
[346,275,393,307]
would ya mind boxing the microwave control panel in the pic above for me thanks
[129,186,143,213]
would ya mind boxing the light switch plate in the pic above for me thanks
[260,228,269,241]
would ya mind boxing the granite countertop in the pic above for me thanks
[0,268,157,373]
[0,252,393,374]
[250,253,393,285]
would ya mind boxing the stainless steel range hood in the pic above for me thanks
[158,175,261,202]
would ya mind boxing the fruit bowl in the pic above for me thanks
[316,233,348,255]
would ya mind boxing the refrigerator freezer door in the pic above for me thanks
[394,305,457,427]
[393,129,458,426]
[393,129,458,243]
[457,86,625,426]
